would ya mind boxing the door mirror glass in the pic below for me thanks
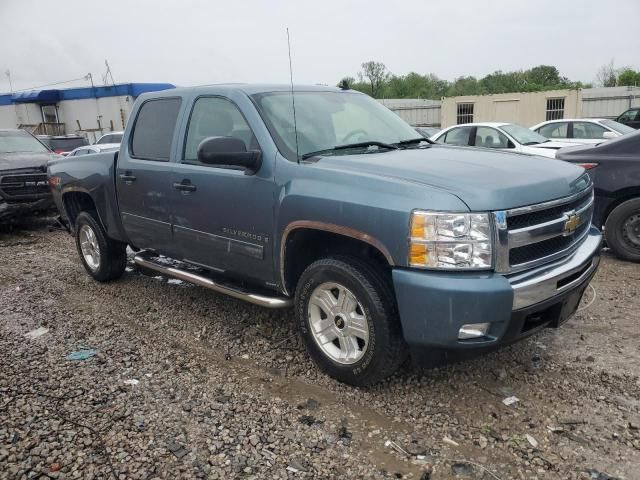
[197,136,262,174]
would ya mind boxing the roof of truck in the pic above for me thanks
[148,84,349,97]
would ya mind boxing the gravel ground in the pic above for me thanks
[1,218,639,480]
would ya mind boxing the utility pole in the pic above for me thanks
[5,70,13,93]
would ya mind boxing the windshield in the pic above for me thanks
[251,91,421,160]
[601,119,635,135]
[501,124,548,145]
[0,131,50,153]
[97,133,123,144]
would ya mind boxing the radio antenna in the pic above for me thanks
[286,28,300,163]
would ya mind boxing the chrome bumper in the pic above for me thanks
[510,226,601,310]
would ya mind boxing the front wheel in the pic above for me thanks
[75,211,127,282]
[295,256,407,386]
[605,198,640,263]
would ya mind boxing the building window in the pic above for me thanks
[546,98,565,121]
[456,103,474,124]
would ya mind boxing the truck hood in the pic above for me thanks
[0,152,57,172]
[312,145,589,211]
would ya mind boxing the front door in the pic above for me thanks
[170,95,275,285]
[116,96,182,253]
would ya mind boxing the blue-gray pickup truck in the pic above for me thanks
[48,85,601,385]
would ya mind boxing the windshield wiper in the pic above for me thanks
[523,141,544,146]
[301,141,398,160]
[394,137,434,146]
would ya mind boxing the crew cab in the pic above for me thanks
[48,85,601,385]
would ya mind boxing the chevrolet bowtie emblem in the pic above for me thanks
[563,213,580,235]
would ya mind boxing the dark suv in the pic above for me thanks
[616,108,640,129]
[37,135,89,155]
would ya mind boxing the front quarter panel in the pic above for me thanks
[274,155,470,273]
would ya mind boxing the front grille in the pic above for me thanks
[0,173,49,199]
[507,193,593,229]
[509,221,590,265]
[496,184,594,273]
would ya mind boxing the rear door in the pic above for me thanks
[169,94,276,284]
[116,96,182,253]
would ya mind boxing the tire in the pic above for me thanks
[295,256,407,386]
[604,198,640,263]
[75,211,127,281]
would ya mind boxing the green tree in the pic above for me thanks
[617,68,640,87]
[358,61,390,98]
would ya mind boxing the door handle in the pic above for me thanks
[119,172,137,182]
[173,181,197,192]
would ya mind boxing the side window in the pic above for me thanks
[538,122,568,139]
[184,97,258,163]
[573,122,607,139]
[101,135,113,144]
[475,127,509,148]
[618,109,639,122]
[442,127,472,146]
[130,98,182,161]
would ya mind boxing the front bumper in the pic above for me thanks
[0,197,55,221]
[392,226,601,358]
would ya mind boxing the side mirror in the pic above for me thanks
[197,136,262,174]
[602,131,617,140]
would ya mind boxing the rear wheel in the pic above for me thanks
[75,211,127,281]
[295,256,407,386]
[605,198,640,263]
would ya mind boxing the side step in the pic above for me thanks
[133,252,293,309]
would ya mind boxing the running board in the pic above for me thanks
[133,253,293,309]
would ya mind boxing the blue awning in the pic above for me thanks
[12,89,61,103]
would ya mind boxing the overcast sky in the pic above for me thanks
[1,0,638,93]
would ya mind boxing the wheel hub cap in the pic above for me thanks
[79,224,101,271]
[308,282,370,365]
[622,213,640,250]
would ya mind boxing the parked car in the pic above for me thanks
[556,130,640,262]
[431,122,573,158]
[67,144,121,157]
[616,108,640,130]
[48,85,601,385]
[415,126,440,139]
[95,131,124,145]
[531,118,635,145]
[37,135,89,155]
[1,129,57,221]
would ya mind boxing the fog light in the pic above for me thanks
[458,323,490,340]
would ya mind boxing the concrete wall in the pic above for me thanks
[440,89,582,128]
[581,86,640,119]
[378,98,441,126]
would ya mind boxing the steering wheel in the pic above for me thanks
[341,129,369,144]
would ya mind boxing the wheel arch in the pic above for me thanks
[280,221,394,296]
[62,189,103,230]
[602,188,640,227]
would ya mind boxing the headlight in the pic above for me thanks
[409,211,493,269]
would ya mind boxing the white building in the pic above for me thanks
[381,86,640,128]
[0,83,174,142]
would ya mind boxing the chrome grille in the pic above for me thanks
[494,185,594,274]
[0,173,49,199]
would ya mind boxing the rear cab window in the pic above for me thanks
[130,98,182,161]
